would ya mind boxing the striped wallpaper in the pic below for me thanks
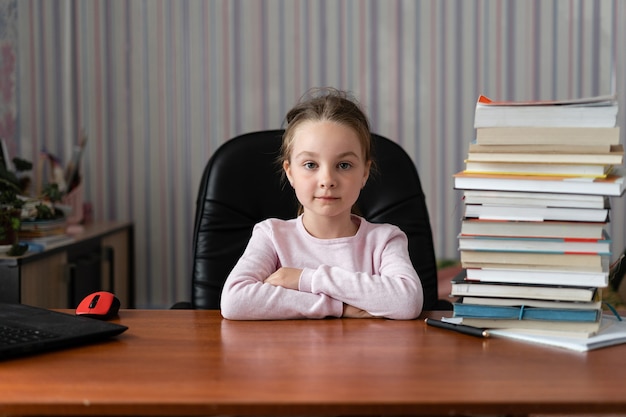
[7,0,626,308]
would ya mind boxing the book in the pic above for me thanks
[459,232,612,256]
[20,234,76,253]
[19,218,68,238]
[452,303,601,322]
[462,190,608,209]
[464,160,612,178]
[488,315,626,351]
[463,203,609,223]
[453,171,625,196]
[466,144,624,165]
[474,94,618,128]
[459,296,602,311]
[450,273,598,302]
[460,219,606,240]
[453,316,602,335]
[460,250,605,269]
[464,267,609,287]
[475,127,620,146]
[468,143,613,154]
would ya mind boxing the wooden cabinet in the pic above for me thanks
[0,221,134,308]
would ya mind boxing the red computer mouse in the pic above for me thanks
[76,291,121,320]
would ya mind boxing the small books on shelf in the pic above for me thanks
[19,234,75,253]
[474,94,618,128]
[20,218,68,239]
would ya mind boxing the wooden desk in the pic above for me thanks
[1,309,625,416]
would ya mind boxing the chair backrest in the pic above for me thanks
[190,130,445,310]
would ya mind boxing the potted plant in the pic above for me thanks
[0,161,27,247]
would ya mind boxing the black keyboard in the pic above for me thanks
[0,325,58,346]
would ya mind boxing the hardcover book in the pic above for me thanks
[474,94,618,128]
[464,160,612,178]
[459,232,611,256]
[462,190,608,209]
[450,275,598,302]
[452,303,601,322]
[468,143,613,154]
[459,296,602,310]
[466,144,623,165]
[460,250,606,269]
[453,171,625,196]
[488,315,626,351]
[460,219,607,240]
[463,267,609,287]
[475,127,620,146]
[452,316,602,336]
[463,203,609,223]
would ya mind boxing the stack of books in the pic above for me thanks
[19,218,74,252]
[451,94,624,337]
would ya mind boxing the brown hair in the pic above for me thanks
[280,87,372,171]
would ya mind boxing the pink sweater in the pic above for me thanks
[220,215,423,320]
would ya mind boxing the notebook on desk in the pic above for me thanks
[0,302,128,359]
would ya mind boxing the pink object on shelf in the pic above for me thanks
[62,184,84,225]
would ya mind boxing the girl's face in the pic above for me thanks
[283,120,371,226]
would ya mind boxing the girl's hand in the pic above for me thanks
[342,304,377,318]
[264,267,302,290]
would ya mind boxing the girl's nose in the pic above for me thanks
[319,168,336,188]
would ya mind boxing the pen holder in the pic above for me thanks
[62,183,84,225]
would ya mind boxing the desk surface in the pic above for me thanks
[1,309,625,416]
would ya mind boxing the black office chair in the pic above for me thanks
[178,130,452,311]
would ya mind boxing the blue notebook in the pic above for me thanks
[453,302,600,322]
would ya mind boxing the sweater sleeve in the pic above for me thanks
[220,222,344,320]
[298,226,423,320]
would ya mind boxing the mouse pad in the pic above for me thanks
[0,302,128,360]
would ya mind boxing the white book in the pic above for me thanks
[460,219,606,240]
[488,315,626,352]
[460,296,602,310]
[463,190,608,209]
[458,232,612,256]
[464,160,611,178]
[463,203,609,222]
[453,171,625,197]
[464,267,608,288]
[474,94,618,128]
[475,127,620,146]
[466,144,624,165]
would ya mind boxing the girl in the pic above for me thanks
[220,88,423,320]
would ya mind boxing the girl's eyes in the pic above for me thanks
[302,162,353,170]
